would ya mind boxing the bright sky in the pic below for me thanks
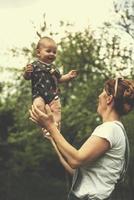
[0,0,115,69]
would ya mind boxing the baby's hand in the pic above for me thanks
[24,64,33,74]
[23,64,33,80]
[68,70,78,79]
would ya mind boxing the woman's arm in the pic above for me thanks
[48,136,74,175]
[45,125,110,168]
[30,105,110,169]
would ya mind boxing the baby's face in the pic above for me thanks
[37,39,57,64]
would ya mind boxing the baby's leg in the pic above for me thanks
[33,96,45,112]
[49,98,61,130]
[33,97,50,136]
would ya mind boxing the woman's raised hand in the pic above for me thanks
[29,104,55,130]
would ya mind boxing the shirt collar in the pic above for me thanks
[38,60,52,66]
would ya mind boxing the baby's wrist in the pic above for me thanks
[68,73,72,79]
[25,72,31,76]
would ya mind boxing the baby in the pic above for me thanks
[23,36,77,131]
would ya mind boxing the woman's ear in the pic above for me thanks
[106,95,114,105]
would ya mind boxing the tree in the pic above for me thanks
[113,0,134,39]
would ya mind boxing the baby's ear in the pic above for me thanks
[36,48,40,57]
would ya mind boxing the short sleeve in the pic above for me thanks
[92,122,117,148]
[54,68,62,80]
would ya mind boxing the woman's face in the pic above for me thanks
[97,89,108,115]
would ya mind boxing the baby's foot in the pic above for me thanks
[42,128,50,136]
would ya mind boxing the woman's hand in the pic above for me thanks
[29,104,55,131]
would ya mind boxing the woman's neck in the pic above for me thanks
[102,109,121,123]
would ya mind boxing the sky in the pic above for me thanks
[0,0,115,69]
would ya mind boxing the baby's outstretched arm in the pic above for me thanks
[23,64,33,80]
[59,70,78,83]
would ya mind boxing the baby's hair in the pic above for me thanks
[105,79,134,115]
[36,36,56,49]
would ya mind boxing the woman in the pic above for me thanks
[29,78,134,200]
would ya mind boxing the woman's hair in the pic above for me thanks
[105,79,134,115]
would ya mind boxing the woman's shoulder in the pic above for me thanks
[92,121,125,147]
[97,121,124,129]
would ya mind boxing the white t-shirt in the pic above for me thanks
[73,121,126,200]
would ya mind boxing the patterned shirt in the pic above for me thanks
[31,60,62,103]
